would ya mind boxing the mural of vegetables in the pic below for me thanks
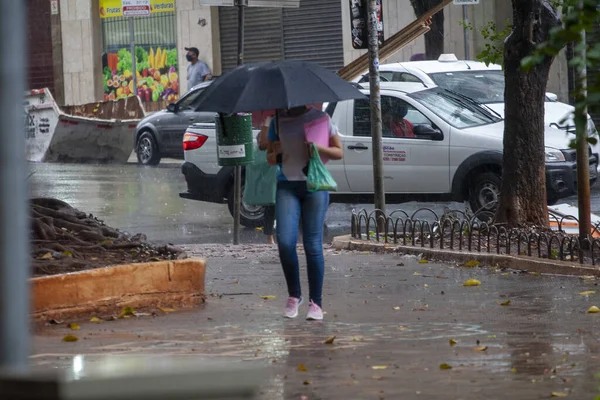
[103,46,179,103]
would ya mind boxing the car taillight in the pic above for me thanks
[183,132,208,151]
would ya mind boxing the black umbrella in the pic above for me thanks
[194,60,366,114]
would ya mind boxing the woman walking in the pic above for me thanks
[266,106,343,320]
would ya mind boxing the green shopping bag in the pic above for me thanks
[307,143,338,192]
[243,145,277,206]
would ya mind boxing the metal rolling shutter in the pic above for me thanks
[282,0,344,71]
[219,7,283,72]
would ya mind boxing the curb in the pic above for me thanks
[31,259,206,321]
[332,235,600,277]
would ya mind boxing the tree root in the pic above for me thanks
[29,198,181,276]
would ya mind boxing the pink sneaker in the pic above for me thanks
[284,296,303,319]
[306,300,323,321]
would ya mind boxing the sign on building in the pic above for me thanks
[349,0,384,50]
[99,0,175,18]
[197,0,299,6]
[122,0,151,17]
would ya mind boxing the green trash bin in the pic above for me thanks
[215,113,255,167]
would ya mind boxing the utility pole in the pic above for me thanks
[575,23,591,245]
[366,0,386,225]
[232,0,247,245]
[0,0,30,371]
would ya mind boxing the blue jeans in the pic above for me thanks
[275,181,329,308]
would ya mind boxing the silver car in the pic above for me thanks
[134,81,215,165]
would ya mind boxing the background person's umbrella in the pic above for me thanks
[195,60,366,114]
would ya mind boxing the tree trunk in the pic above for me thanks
[495,1,561,227]
[410,0,444,60]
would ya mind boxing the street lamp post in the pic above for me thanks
[0,0,30,371]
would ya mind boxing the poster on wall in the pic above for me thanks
[102,46,179,103]
[100,0,178,103]
[349,0,384,50]
[99,0,175,18]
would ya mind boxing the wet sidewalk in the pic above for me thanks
[32,246,600,399]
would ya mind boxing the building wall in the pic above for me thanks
[59,0,103,105]
[57,0,219,103]
[26,0,60,99]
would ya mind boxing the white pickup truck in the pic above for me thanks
[179,82,597,227]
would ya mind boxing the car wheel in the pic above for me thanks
[136,132,161,166]
[468,172,501,221]
[227,184,265,228]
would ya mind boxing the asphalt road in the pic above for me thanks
[33,249,600,399]
[28,161,600,245]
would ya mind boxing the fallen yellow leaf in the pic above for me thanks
[255,227,263,232]
[39,252,53,260]
[67,323,80,331]
[117,306,136,319]
[324,336,336,345]
[297,364,308,372]
[439,363,452,370]
[90,317,101,323]
[419,259,428,264]
[510,367,517,373]
[158,306,176,313]
[62,335,78,342]
[473,346,488,351]
[393,306,400,310]
[579,290,596,296]
[413,272,421,276]
[260,295,276,300]
[551,392,568,397]
[463,260,481,268]
[588,306,600,313]
[61,250,73,258]
[499,300,511,306]
[351,337,362,342]
[449,339,457,346]
[463,279,481,287]
[371,365,388,370]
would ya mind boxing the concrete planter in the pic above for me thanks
[31,259,206,321]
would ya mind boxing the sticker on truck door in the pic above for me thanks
[383,145,407,162]
[218,144,246,158]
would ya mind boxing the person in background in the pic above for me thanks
[266,106,343,321]
[382,102,415,138]
[185,47,211,90]
[257,115,276,245]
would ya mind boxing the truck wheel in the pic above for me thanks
[468,172,501,219]
[227,185,265,228]
[136,132,161,166]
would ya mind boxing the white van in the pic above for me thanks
[356,54,599,168]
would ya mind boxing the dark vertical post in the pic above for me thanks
[0,0,30,371]
[367,0,385,228]
[233,0,246,245]
[576,26,591,245]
